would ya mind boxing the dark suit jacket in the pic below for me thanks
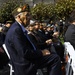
[65,24,75,49]
[4,22,43,75]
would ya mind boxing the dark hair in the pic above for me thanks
[6,21,13,24]
[69,10,75,23]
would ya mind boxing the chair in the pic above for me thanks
[2,44,14,75]
[64,42,75,75]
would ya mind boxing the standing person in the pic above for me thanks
[4,4,61,75]
[65,10,75,49]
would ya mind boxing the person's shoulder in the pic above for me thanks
[11,22,19,27]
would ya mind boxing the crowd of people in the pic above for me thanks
[0,3,75,75]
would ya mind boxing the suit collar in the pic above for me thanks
[15,21,27,33]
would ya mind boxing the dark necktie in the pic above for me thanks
[24,30,36,51]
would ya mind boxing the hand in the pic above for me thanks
[46,39,52,45]
[53,32,59,38]
[42,49,50,56]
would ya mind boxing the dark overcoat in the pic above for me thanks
[65,24,75,49]
[5,22,43,75]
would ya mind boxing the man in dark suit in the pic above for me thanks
[4,4,61,75]
[65,10,75,49]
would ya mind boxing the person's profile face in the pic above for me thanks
[5,23,11,28]
[20,12,31,27]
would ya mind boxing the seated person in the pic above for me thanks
[52,32,65,62]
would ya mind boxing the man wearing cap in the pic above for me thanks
[4,4,61,75]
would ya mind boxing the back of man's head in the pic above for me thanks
[69,10,75,23]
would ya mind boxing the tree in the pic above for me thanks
[0,0,25,23]
[31,0,75,22]
[1,0,75,23]
[55,0,75,21]
[31,3,55,22]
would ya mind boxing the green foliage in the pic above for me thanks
[31,3,55,21]
[31,0,75,21]
[0,0,25,23]
[60,37,64,44]
[0,0,75,23]
[55,0,75,20]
